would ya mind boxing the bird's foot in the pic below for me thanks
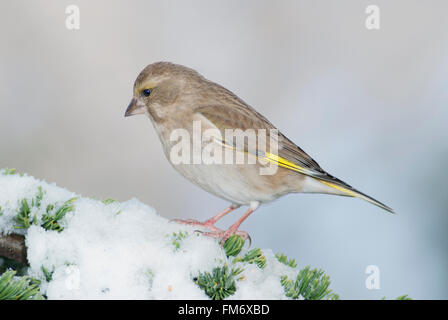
[197,227,251,247]
[170,218,222,232]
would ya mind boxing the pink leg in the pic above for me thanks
[171,204,240,232]
[200,205,257,246]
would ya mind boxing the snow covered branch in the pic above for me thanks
[0,168,339,300]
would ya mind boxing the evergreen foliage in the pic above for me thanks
[197,236,336,300]
[41,198,77,232]
[223,235,245,257]
[194,265,243,300]
[13,186,77,232]
[234,248,266,269]
[275,252,297,268]
[41,266,54,282]
[0,270,44,300]
[280,266,339,300]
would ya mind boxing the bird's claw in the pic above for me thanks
[171,219,251,248]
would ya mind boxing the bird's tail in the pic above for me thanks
[261,151,393,213]
[318,178,394,213]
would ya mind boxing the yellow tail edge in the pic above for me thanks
[319,180,394,214]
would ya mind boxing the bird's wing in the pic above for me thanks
[195,104,327,177]
[195,104,393,213]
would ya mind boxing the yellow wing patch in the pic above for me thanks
[263,152,357,197]
[263,152,314,175]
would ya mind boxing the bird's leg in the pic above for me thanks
[203,204,240,226]
[171,204,240,232]
[200,201,260,246]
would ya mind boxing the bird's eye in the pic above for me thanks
[142,89,152,97]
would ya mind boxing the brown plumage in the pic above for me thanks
[125,62,393,245]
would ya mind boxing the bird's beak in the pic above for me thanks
[124,98,145,117]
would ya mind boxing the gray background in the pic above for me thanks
[1,0,447,299]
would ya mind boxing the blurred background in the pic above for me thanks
[1,0,447,299]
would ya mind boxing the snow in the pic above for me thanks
[0,169,297,299]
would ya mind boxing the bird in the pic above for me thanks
[125,62,393,245]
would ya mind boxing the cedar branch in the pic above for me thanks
[0,233,27,264]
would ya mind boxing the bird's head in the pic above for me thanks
[125,62,202,120]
